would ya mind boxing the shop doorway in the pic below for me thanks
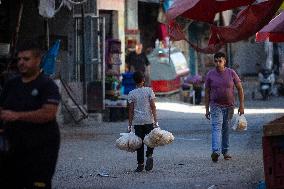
[138,2,159,51]
[99,10,119,40]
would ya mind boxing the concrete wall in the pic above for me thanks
[278,44,284,77]
[126,0,138,30]
[17,3,73,47]
[4,2,73,81]
[231,40,266,76]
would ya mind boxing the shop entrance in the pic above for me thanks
[138,2,159,50]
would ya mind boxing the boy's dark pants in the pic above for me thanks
[134,124,154,164]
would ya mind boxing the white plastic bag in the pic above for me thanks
[144,128,174,148]
[232,114,248,131]
[115,132,142,152]
[39,0,55,18]
[39,0,71,18]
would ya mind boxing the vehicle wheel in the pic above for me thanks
[251,91,255,100]
[262,90,268,100]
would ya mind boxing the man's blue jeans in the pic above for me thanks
[210,105,232,155]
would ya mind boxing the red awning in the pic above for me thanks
[256,11,284,42]
[166,0,255,23]
[168,0,284,53]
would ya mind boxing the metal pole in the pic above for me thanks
[81,4,86,104]
[9,0,23,57]
[167,24,171,65]
[6,0,23,73]
[44,19,50,50]
[101,17,106,110]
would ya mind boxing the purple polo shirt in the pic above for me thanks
[205,68,241,107]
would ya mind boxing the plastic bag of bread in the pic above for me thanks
[144,128,174,148]
[116,132,142,152]
[232,114,247,131]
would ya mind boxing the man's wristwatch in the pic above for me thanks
[154,122,159,128]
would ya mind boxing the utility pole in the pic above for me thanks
[81,4,86,104]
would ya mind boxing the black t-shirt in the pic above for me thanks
[0,73,60,149]
[126,51,150,73]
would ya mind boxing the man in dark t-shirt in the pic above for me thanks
[126,43,150,86]
[0,40,60,189]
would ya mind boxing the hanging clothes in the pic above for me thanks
[38,0,72,18]
[41,40,61,76]
[156,23,168,41]
[39,0,55,18]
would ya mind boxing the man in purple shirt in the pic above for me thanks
[205,52,244,162]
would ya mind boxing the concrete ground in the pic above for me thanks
[52,93,284,189]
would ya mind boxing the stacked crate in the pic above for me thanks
[263,116,284,189]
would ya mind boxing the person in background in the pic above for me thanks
[128,71,158,172]
[204,52,244,162]
[125,42,151,86]
[0,40,60,188]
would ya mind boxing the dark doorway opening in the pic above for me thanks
[138,2,159,50]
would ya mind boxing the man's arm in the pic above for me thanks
[0,104,58,123]
[205,87,210,120]
[235,82,244,115]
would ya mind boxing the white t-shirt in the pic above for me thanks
[128,87,155,125]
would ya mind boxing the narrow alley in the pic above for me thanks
[53,96,284,189]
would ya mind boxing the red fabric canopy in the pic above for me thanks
[209,0,282,43]
[156,23,169,41]
[256,11,284,42]
[168,0,284,54]
[166,0,255,23]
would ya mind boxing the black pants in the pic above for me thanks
[0,126,60,189]
[193,86,202,105]
[134,124,154,164]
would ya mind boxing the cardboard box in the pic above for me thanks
[263,136,284,189]
[263,116,284,136]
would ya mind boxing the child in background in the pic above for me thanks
[128,71,158,172]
